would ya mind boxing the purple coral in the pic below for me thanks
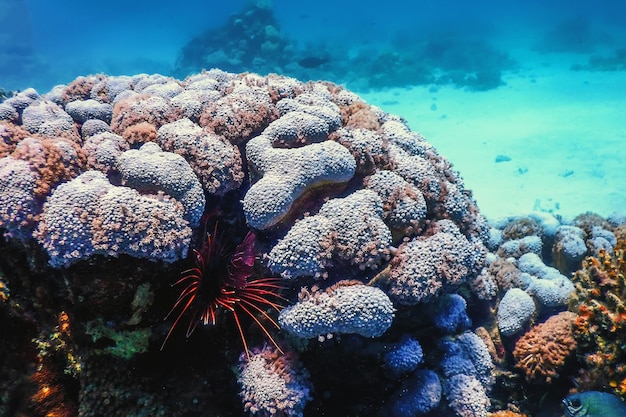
[384,336,424,376]
[429,293,472,334]
[386,369,442,417]
[238,345,312,417]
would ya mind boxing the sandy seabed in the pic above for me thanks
[361,50,626,222]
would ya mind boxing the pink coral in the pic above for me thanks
[110,94,178,136]
[199,85,279,144]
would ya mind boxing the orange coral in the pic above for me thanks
[513,311,577,384]
[11,137,85,198]
[122,121,157,145]
[111,94,178,135]
[489,411,527,417]
[570,240,626,398]
[341,101,382,131]
[0,121,30,158]
[61,74,105,104]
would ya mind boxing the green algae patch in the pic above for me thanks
[85,319,151,360]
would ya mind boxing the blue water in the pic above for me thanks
[2,0,625,92]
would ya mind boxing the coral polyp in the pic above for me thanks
[162,225,285,355]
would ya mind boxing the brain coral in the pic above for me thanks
[278,280,395,339]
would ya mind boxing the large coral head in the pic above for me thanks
[161,225,285,355]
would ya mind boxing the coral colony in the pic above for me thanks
[0,69,625,417]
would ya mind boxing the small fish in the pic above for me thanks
[297,56,329,68]
[563,391,626,417]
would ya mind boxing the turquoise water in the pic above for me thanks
[3,0,625,92]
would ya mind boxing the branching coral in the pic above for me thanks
[570,240,626,397]
[512,311,577,384]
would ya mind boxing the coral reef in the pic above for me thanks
[0,68,498,417]
[173,3,516,91]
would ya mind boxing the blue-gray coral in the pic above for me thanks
[37,170,191,267]
[156,117,244,195]
[276,92,342,131]
[21,100,77,138]
[278,281,395,339]
[0,157,39,239]
[116,142,205,227]
[267,189,392,279]
[65,99,113,124]
[518,252,574,306]
[264,111,330,146]
[243,134,356,230]
[497,287,535,336]
[383,220,485,305]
